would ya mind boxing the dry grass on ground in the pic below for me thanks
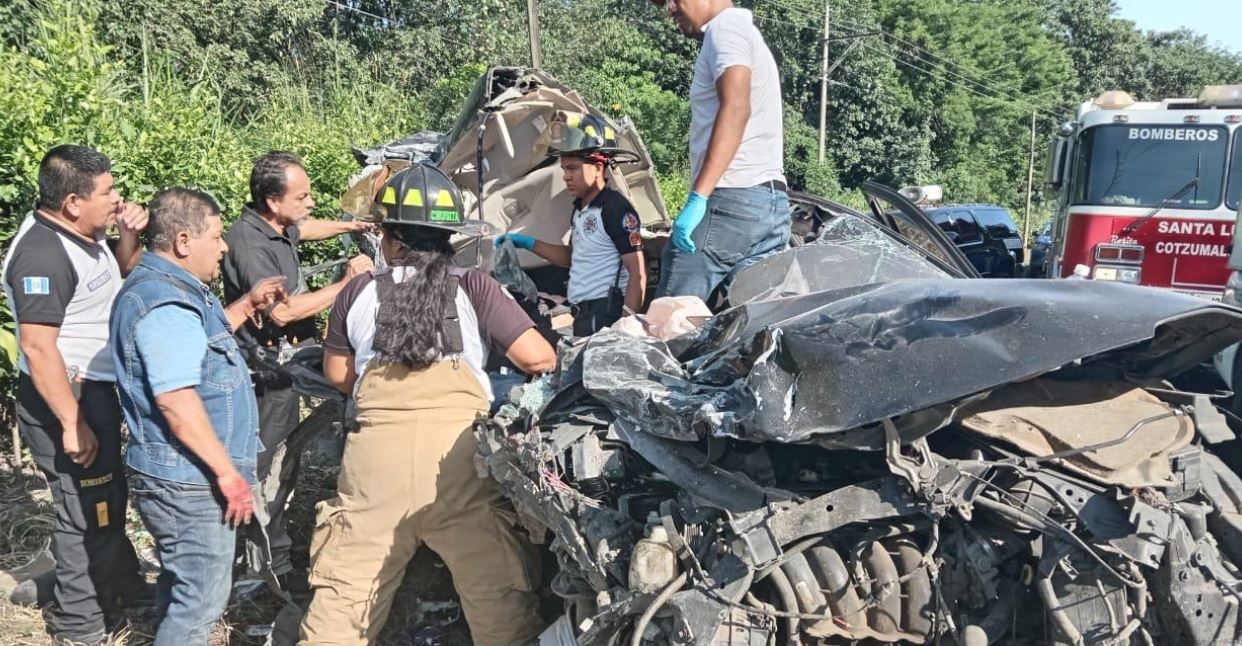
[0,416,472,646]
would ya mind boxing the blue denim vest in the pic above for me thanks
[112,253,259,485]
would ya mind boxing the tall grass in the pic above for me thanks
[0,0,444,412]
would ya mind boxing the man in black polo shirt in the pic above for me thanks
[2,145,152,645]
[221,151,372,593]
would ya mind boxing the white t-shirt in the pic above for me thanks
[324,266,535,399]
[2,213,121,381]
[689,8,786,189]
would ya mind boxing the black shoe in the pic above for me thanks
[50,628,108,646]
[8,570,55,607]
[113,575,157,608]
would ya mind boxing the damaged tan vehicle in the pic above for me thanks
[338,68,1242,645]
[341,67,668,285]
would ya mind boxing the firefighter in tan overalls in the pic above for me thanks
[299,163,557,645]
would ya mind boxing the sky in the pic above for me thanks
[1115,0,1242,54]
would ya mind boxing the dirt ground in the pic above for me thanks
[0,411,473,646]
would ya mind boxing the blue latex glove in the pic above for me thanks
[671,191,708,254]
[495,232,536,251]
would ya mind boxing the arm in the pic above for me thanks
[135,306,252,524]
[9,245,96,465]
[113,231,143,277]
[620,251,646,313]
[505,328,556,374]
[692,66,752,197]
[268,281,345,327]
[267,255,373,327]
[463,270,557,374]
[155,389,237,480]
[531,240,573,268]
[153,389,253,524]
[223,277,288,332]
[113,202,149,277]
[19,324,96,466]
[323,348,357,394]
[296,218,372,242]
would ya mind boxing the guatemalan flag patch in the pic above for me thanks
[22,276,50,295]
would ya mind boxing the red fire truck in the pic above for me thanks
[1044,86,1242,297]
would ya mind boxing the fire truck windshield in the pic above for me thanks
[1228,129,1242,210]
[1072,124,1229,210]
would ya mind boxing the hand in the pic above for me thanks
[62,416,99,468]
[495,233,536,251]
[216,470,255,526]
[344,254,375,280]
[344,220,376,234]
[247,276,287,311]
[116,202,149,237]
[671,192,708,254]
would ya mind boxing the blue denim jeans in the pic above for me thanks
[658,185,792,304]
[130,473,236,646]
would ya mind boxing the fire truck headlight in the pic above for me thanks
[1093,266,1140,283]
[1117,268,1140,283]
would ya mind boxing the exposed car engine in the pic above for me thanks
[475,204,1242,645]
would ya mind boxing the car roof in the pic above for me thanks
[924,203,1012,212]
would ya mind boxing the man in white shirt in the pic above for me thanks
[652,0,791,305]
[2,145,152,645]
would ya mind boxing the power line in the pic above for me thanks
[799,0,1026,91]
[860,40,1054,118]
[323,0,390,24]
[755,0,1062,114]
[753,13,868,41]
[868,30,1062,114]
[321,0,476,50]
[750,6,1053,116]
[757,6,1062,118]
[878,42,1061,117]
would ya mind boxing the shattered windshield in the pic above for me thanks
[729,215,948,304]
[1072,124,1228,209]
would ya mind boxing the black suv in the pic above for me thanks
[924,205,1024,277]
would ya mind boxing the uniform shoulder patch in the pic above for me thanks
[622,212,640,233]
[22,276,50,295]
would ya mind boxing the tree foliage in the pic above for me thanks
[1,0,1241,385]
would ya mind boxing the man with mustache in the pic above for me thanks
[2,145,153,645]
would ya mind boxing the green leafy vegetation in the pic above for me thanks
[0,0,1240,413]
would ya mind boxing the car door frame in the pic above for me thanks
[860,181,981,278]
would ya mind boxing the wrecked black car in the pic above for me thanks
[475,181,1242,645]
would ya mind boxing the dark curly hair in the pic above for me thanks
[372,223,458,370]
[248,151,303,214]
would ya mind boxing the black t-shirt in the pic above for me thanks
[221,207,316,348]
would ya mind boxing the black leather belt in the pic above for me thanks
[759,179,788,192]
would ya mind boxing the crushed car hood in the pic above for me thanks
[582,278,1242,446]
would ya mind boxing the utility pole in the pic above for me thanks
[817,1,830,163]
[527,0,543,69]
[1023,111,1037,250]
